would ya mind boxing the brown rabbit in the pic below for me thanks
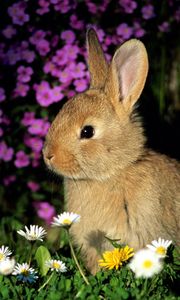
[43,29,180,274]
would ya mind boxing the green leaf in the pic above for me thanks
[35,246,51,276]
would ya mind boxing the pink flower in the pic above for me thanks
[0,141,14,162]
[69,62,86,79]
[141,4,155,20]
[14,150,30,168]
[28,119,50,136]
[119,0,137,14]
[70,15,84,30]
[0,88,6,102]
[13,83,30,97]
[52,49,68,66]
[21,112,35,126]
[27,181,40,192]
[36,39,50,56]
[24,135,43,152]
[61,30,76,44]
[51,86,64,102]
[74,78,88,92]
[2,25,17,39]
[133,22,146,38]
[29,30,46,45]
[17,66,33,83]
[35,81,54,107]
[8,2,29,26]
[117,23,133,40]
[158,22,170,32]
[58,67,73,84]
[3,175,16,186]
[34,201,56,224]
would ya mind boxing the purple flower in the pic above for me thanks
[21,112,35,126]
[13,83,30,97]
[61,30,76,44]
[14,150,30,168]
[2,25,17,39]
[133,22,146,38]
[0,141,14,162]
[141,4,155,20]
[27,118,50,136]
[27,181,40,192]
[29,30,46,45]
[34,81,54,107]
[24,135,43,152]
[117,23,133,40]
[58,67,73,84]
[17,66,33,83]
[3,175,16,186]
[70,15,84,30]
[0,88,6,102]
[8,2,30,26]
[51,86,64,102]
[119,0,137,14]
[69,62,86,79]
[36,39,50,56]
[74,78,88,92]
[34,201,56,224]
[158,22,170,32]
[52,49,68,66]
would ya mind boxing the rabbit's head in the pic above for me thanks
[43,29,148,181]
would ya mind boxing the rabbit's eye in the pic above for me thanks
[80,125,95,139]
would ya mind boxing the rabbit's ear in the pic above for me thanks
[105,39,148,112]
[86,28,108,89]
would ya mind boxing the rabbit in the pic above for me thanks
[43,28,180,274]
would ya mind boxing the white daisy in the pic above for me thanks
[0,258,15,275]
[146,237,172,257]
[17,225,47,241]
[51,212,80,228]
[12,262,38,283]
[0,245,12,262]
[45,259,67,273]
[128,249,163,278]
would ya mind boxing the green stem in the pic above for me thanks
[38,272,54,292]
[67,230,90,285]
[28,241,36,265]
[8,276,23,300]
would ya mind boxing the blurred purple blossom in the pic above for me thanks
[141,4,155,20]
[61,30,76,44]
[0,88,6,102]
[17,66,33,83]
[117,23,133,40]
[24,135,43,152]
[21,112,35,126]
[70,15,84,30]
[27,118,50,136]
[119,0,137,14]
[33,201,56,224]
[13,83,30,98]
[14,150,30,168]
[2,25,17,39]
[0,141,14,162]
[27,181,40,192]
[3,175,16,186]
[158,22,170,32]
[8,2,30,26]
[74,78,88,92]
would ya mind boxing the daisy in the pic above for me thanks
[146,237,172,257]
[0,245,12,262]
[17,225,47,241]
[98,246,134,270]
[51,212,80,228]
[0,258,15,275]
[129,249,163,278]
[12,262,38,283]
[45,259,67,273]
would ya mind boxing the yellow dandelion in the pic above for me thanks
[98,246,134,270]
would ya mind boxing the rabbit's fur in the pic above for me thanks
[43,29,180,274]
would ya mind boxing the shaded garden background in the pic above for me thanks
[0,0,179,231]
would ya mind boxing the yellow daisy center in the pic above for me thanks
[143,260,153,269]
[52,262,60,269]
[156,246,166,256]
[62,219,72,225]
[0,253,5,261]
[21,269,29,276]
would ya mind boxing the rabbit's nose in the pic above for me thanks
[46,153,54,161]
[43,147,54,162]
